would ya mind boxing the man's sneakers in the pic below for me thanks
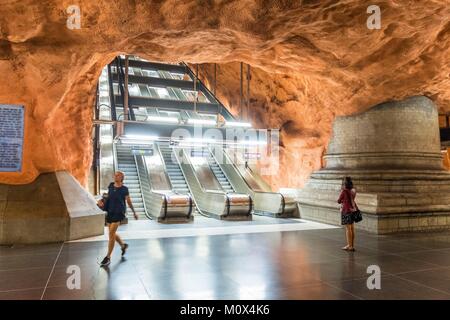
[100,256,110,267]
[121,243,129,256]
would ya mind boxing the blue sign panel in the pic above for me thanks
[0,105,24,172]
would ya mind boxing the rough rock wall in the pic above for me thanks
[0,0,449,189]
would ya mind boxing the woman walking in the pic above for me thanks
[99,171,138,267]
[338,176,357,251]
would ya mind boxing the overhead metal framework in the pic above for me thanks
[110,57,235,121]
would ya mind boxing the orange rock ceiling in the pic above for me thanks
[0,0,449,190]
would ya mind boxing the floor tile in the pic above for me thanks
[395,267,450,294]
[0,288,43,300]
[0,253,58,271]
[401,249,450,267]
[0,268,51,291]
[353,254,439,274]
[244,282,360,300]
[327,276,450,300]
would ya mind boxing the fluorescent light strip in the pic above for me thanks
[146,116,179,123]
[120,139,154,145]
[187,119,217,126]
[185,137,216,143]
[239,140,267,146]
[123,134,159,141]
[224,121,252,128]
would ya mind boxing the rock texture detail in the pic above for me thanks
[0,1,449,189]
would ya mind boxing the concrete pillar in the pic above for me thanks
[297,96,450,234]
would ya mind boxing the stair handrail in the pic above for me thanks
[112,140,119,173]
[133,153,152,219]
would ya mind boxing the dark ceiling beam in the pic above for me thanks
[112,73,197,90]
[119,58,187,74]
[115,95,220,114]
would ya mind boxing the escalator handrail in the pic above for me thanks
[162,195,168,219]
[112,140,119,173]
[187,195,193,218]
[154,143,175,191]
[133,153,152,219]
[247,195,253,216]
[279,193,286,216]
[224,194,231,217]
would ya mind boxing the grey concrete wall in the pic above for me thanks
[0,171,104,244]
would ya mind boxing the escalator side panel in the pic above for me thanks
[135,154,167,219]
[139,145,193,223]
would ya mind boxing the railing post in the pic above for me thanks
[247,64,251,122]
[240,62,243,121]
[124,55,129,120]
[194,64,198,113]
[213,63,217,96]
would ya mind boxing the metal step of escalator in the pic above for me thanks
[159,144,200,215]
[207,154,235,193]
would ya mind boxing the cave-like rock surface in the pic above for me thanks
[0,0,449,190]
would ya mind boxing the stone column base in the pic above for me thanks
[0,171,105,244]
[297,169,450,234]
[299,203,450,234]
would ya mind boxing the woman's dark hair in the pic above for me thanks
[344,176,353,189]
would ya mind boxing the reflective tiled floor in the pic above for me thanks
[1,226,450,300]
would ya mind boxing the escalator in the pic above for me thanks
[114,143,146,218]
[133,142,193,223]
[174,146,252,220]
[207,153,234,193]
[159,143,191,195]
[210,146,299,218]
[100,56,295,224]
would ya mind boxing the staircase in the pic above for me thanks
[158,143,199,215]
[207,151,234,193]
[115,143,146,218]
[159,144,190,195]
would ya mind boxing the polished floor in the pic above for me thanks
[1,223,450,300]
[73,216,337,242]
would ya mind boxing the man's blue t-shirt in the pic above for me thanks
[106,183,129,215]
